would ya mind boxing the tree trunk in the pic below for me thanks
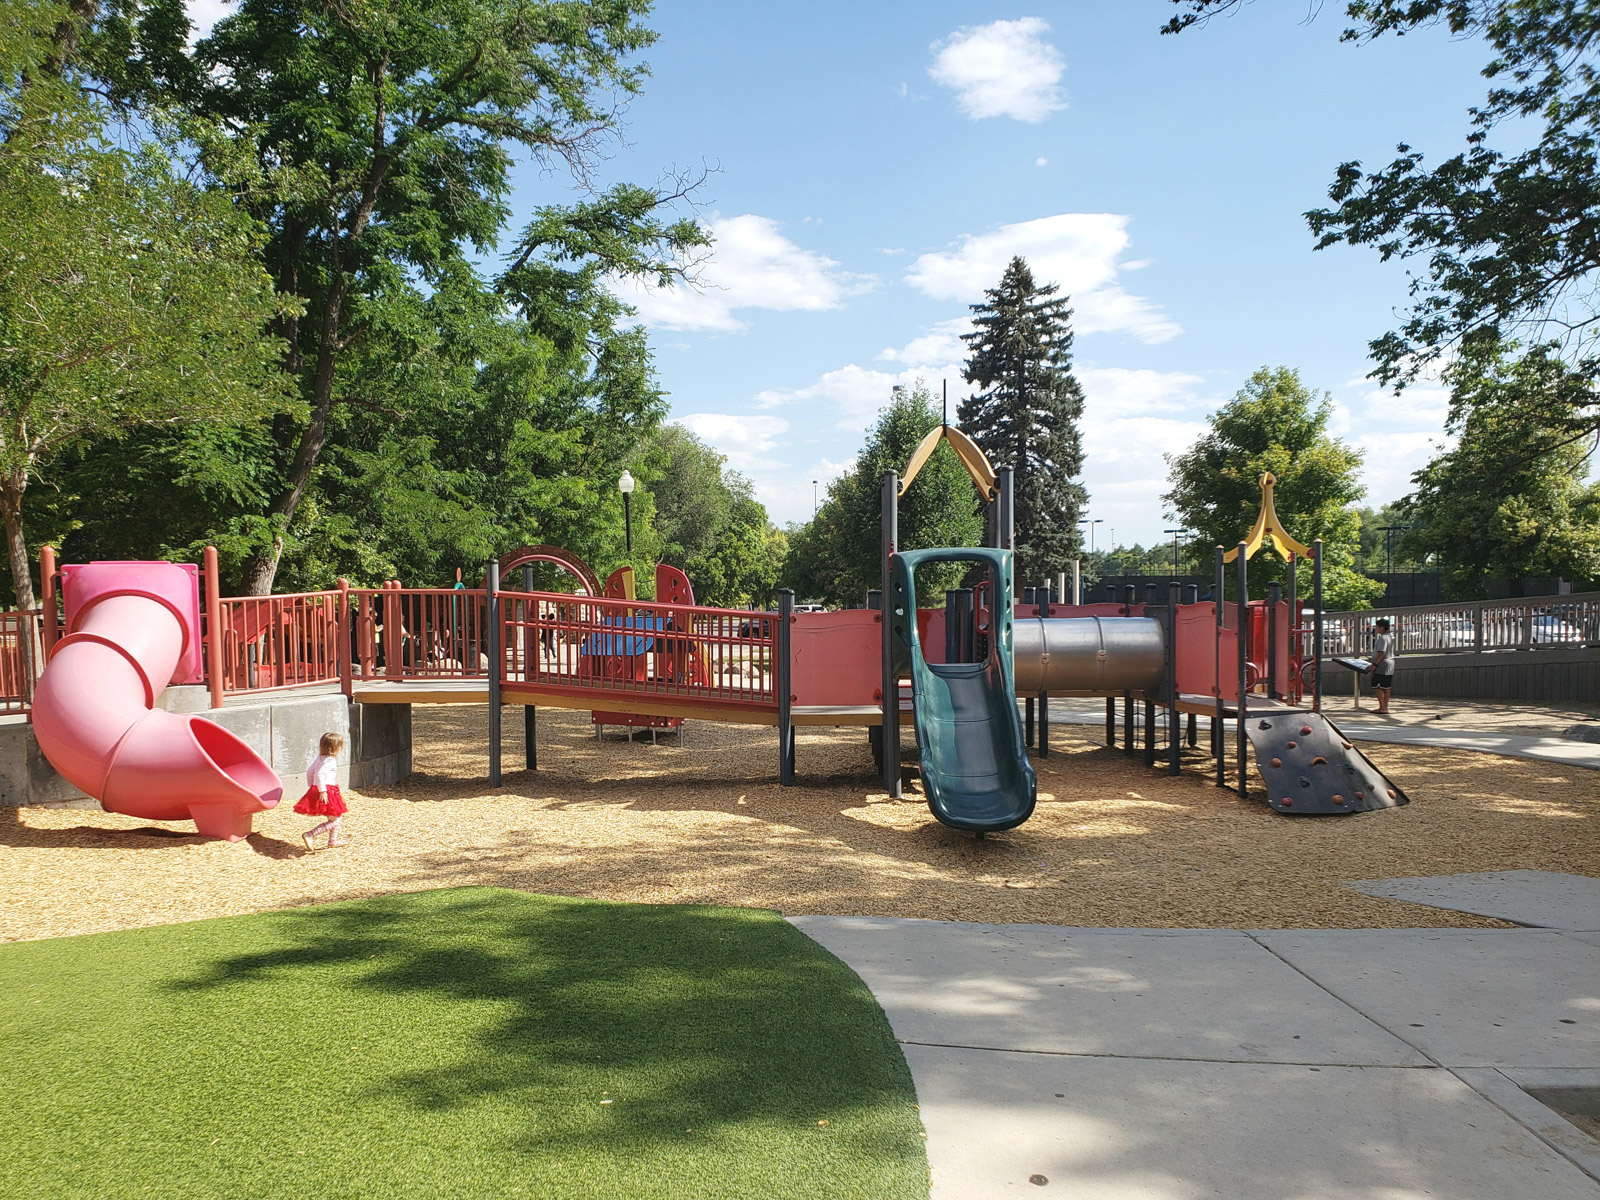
[0,476,36,610]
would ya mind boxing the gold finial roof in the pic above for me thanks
[1222,472,1312,562]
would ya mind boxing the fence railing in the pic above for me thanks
[347,586,491,683]
[1316,591,1600,657]
[0,609,42,715]
[499,589,778,710]
[213,591,344,695]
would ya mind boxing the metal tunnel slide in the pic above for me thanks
[891,549,1037,833]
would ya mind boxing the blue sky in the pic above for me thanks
[192,1,1495,548]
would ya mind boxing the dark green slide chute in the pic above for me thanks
[890,548,1037,833]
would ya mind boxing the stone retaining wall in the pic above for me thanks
[0,687,411,808]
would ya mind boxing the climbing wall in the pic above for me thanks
[1247,713,1409,815]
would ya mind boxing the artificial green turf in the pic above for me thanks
[0,888,928,1199]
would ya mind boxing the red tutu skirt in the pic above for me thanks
[293,784,347,818]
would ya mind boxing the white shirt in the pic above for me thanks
[306,754,339,788]
[1371,633,1398,671]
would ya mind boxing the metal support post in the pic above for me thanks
[1037,583,1050,757]
[1266,581,1281,701]
[1123,689,1134,756]
[523,563,537,770]
[881,472,901,797]
[1106,696,1116,747]
[1312,539,1325,713]
[1167,580,1181,775]
[867,588,884,769]
[1236,543,1249,799]
[487,559,502,787]
[778,588,794,786]
[1214,546,1226,790]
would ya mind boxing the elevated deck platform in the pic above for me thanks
[351,679,913,727]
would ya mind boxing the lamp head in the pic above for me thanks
[618,470,635,495]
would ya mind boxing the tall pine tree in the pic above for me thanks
[958,256,1088,585]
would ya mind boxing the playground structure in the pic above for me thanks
[20,435,1406,840]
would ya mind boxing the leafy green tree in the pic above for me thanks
[0,7,291,607]
[959,256,1088,585]
[101,0,705,593]
[645,425,785,607]
[1401,349,1600,597]
[1163,1,1600,440]
[781,383,984,607]
[44,264,667,592]
[1164,367,1383,609]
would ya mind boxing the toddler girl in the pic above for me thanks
[295,732,349,851]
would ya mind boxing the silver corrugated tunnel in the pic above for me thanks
[1012,616,1165,695]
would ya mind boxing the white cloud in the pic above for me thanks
[905,214,1180,344]
[670,413,789,475]
[615,215,866,332]
[1070,368,1212,545]
[1035,156,1049,167]
[929,18,1066,123]
[1329,379,1453,506]
[756,365,923,431]
[878,318,973,367]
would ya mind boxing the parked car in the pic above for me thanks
[1403,615,1476,650]
[1530,615,1583,644]
[738,614,775,639]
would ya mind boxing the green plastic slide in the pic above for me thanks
[890,548,1037,833]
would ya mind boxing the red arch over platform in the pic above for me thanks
[492,545,601,597]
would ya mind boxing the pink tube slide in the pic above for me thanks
[32,562,283,840]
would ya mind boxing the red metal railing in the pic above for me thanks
[212,591,344,695]
[346,586,491,683]
[499,588,778,710]
[0,609,42,714]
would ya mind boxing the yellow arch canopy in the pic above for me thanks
[899,424,997,501]
[1222,472,1313,563]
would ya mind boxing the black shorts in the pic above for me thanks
[1373,672,1394,690]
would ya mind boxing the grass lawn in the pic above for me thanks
[0,888,928,1199]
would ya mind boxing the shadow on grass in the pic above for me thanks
[165,888,925,1184]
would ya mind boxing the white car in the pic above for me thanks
[1530,615,1583,644]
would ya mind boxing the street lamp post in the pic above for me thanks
[1163,528,1189,578]
[1077,517,1103,553]
[619,470,635,556]
[812,479,818,517]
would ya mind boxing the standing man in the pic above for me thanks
[1370,618,1397,714]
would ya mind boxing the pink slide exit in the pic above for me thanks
[32,561,283,840]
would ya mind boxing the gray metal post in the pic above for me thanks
[778,588,794,786]
[1167,580,1181,775]
[1266,581,1281,701]
[1123,689,1134,756]
[1037,584,1050,757]
[881,471,901,797]
[996,465,1015,602]
[1214,546,1226,789]
[1312,539,1324,713]
[523,563,537,770]
[867,588,884,768]
[487,558,502,787]
[1236,543,1249,800]
[1106,696,1116,747]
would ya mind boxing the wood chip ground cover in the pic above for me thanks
[3,706,1595,941]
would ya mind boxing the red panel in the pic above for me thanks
[790,610,882,706]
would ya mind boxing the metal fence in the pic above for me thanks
[1316,592,1600,657]
[499,588,778,709]
[0,609,41,714]
[213,591,344,694]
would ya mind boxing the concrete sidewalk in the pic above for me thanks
[1038,697,1600,769]
[792,874,1600,1197]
